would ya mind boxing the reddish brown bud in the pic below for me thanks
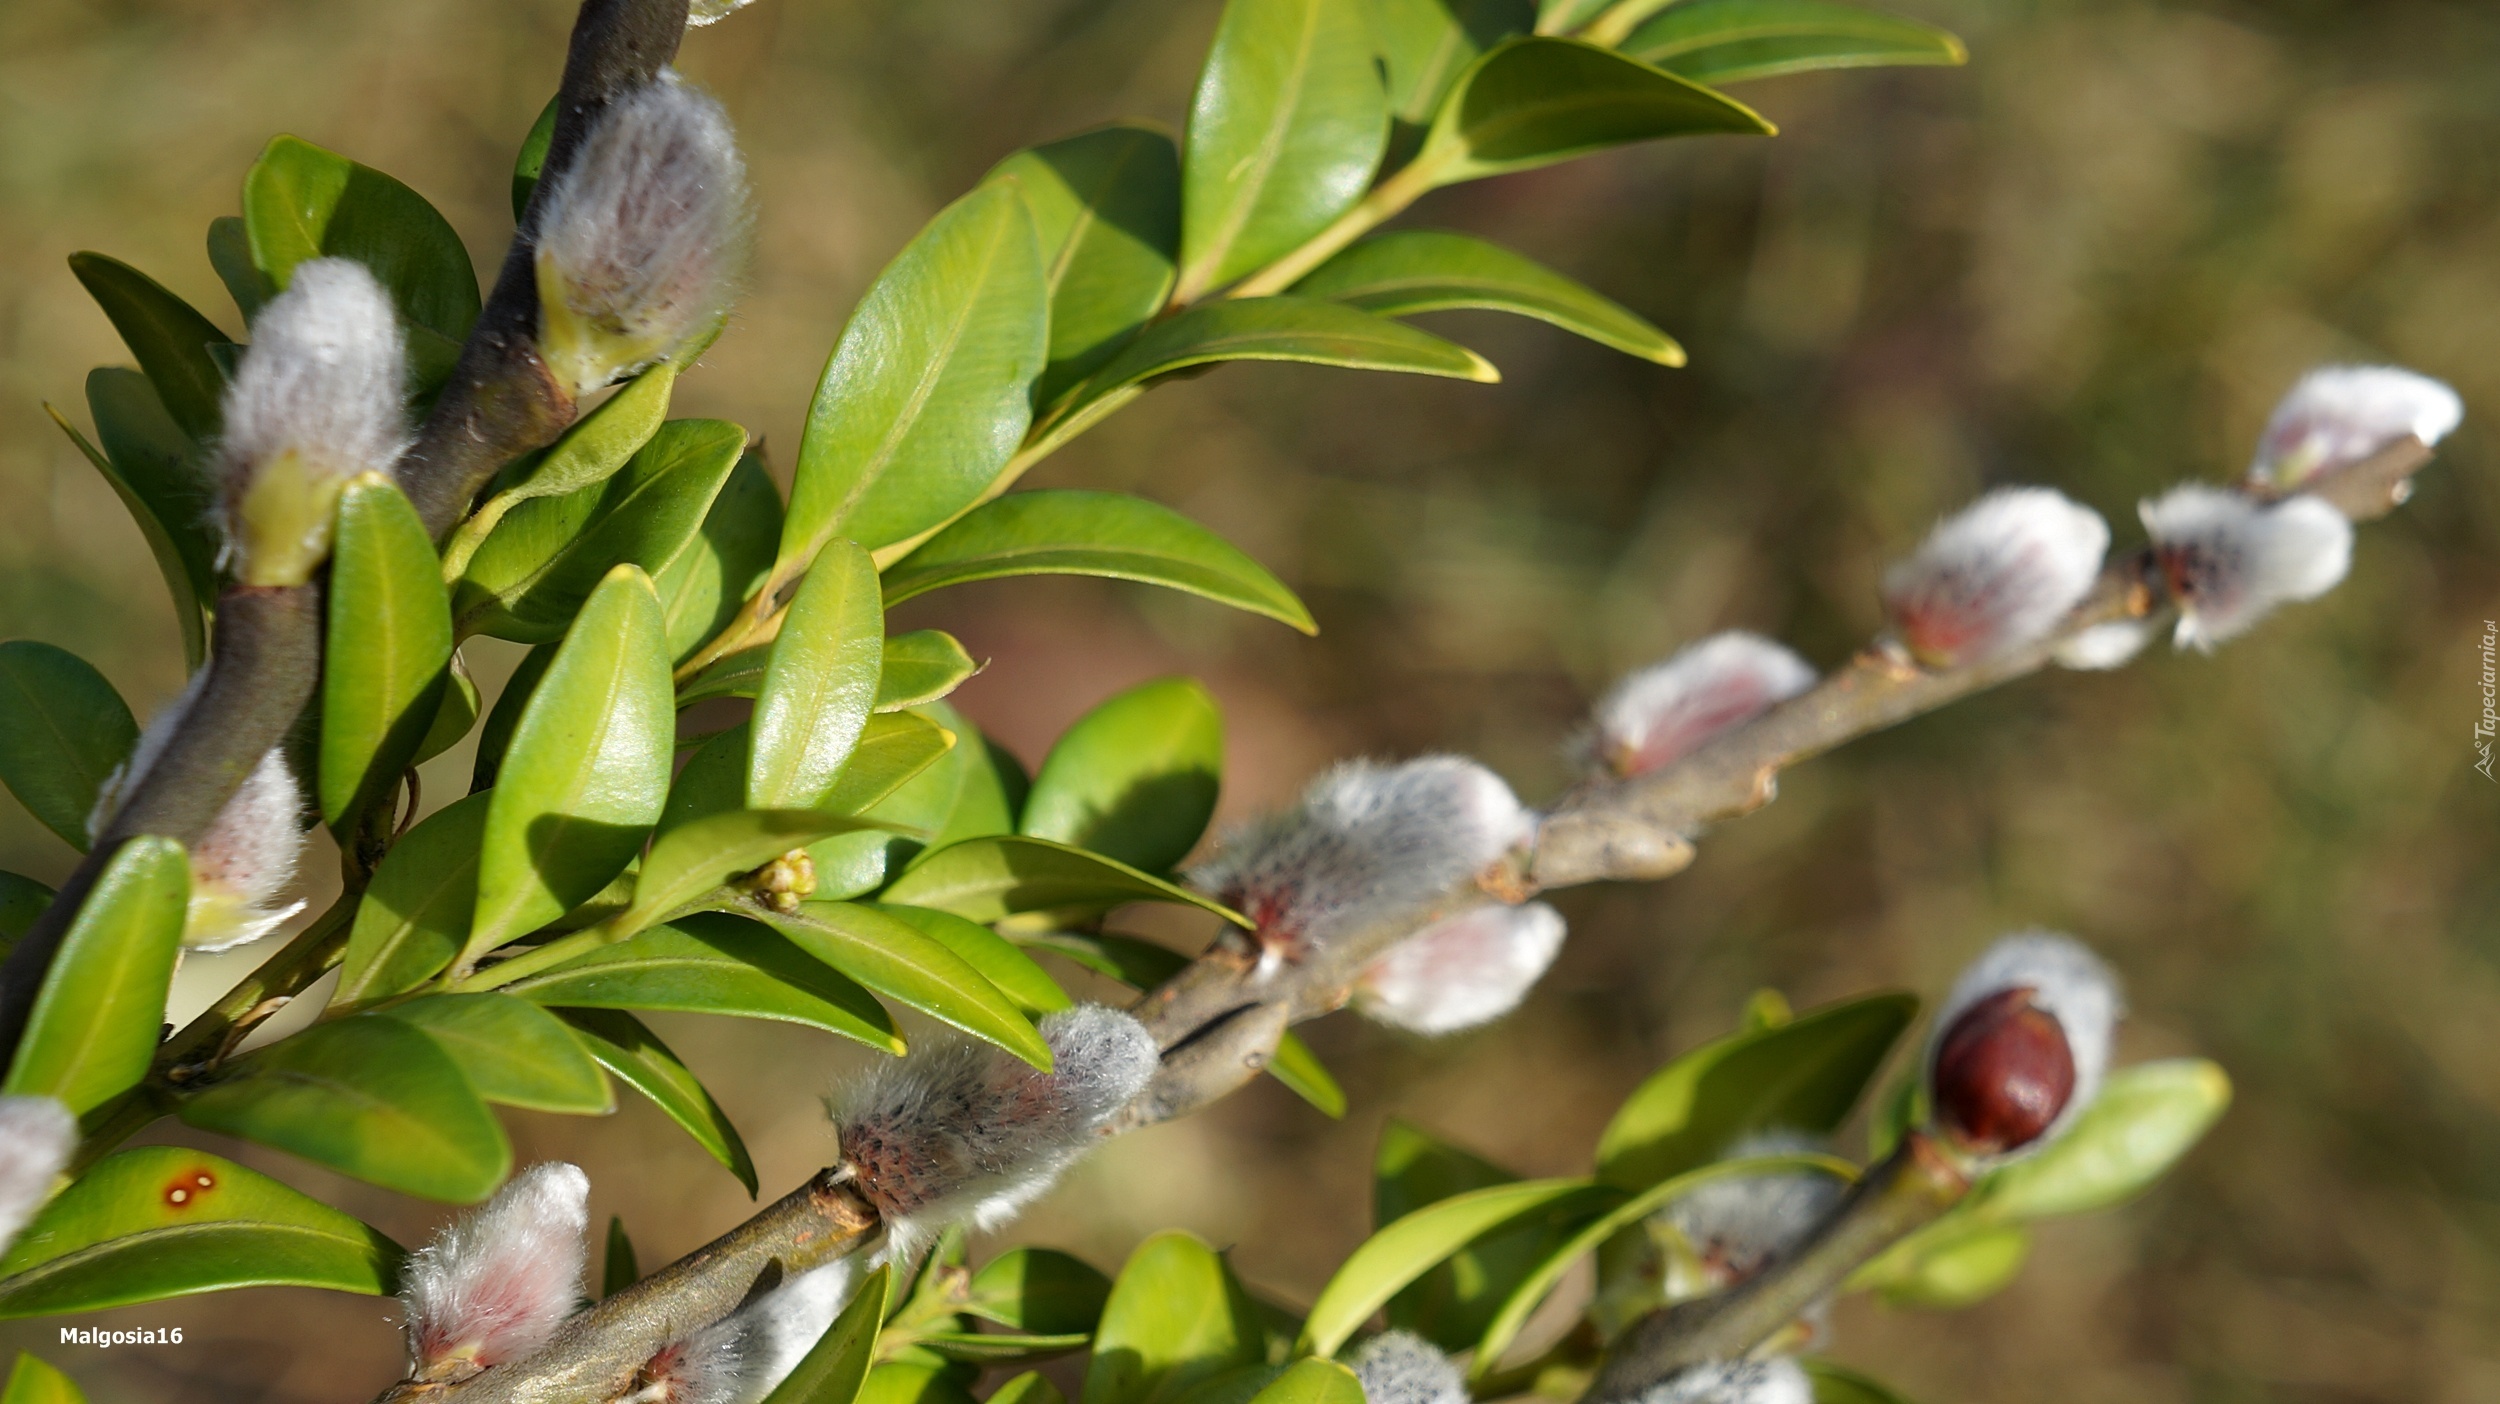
[1930,987,2075,1155]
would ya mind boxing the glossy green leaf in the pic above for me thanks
[1802,1361,1918,1404]
[456,366,679,563]
[602,1215,639,1297]
[557,1009,757,1193]
[335,792,491,1006]
[627,809,884,933]
[1021,677,1223,873]
[208,216,275,320]
[513,95,560,221]
[0,1147,401,1318]
[1177,0,1388,299]
[1862,1219,2030,1309]
[1366,0,1536,126]
[967,1247,1112,1333]
[1623,0,1966,86]
[1265,1033,1345,1118]
[860,1363,979,1404]
[752,540,885,809]
[659,447,782,663]
[502,915,903,1054]
[1015,931,1190,989]
[414,652,483,766]
[878,905,1069,1015]
[471,643,554,792]
[784,183,1047,565]
[378,993,613,1114]
[1301,1177,1610,1355]
[1371,1121,1557,1351]
[1245,1360,1361,1404]
[456,419,747,643]
[763,1262,892,1404]
[465,566,674,965]
[916,1332,1091,1364]
[880,835,1246,927]
[1979,1059,2231,1220]
[67,252,231,442]
[322,476,454,828]
[881,490,1316,634]
[1,838,185,1113]
[179,1015,511,1202]
[0,642,138,852]
[1083,1231,1267,1404]
[1413,37,1774,184]
[1295,229,1682,363]
[809,705,999,898]
[756,901,1047,1067]
[0,1353,79,1404]
[0,873,53,948]
[875,632,981,712]
[1595,990,1916,1189]
[988,126,1183,405]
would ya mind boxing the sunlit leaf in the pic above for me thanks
[1265,1033,1345,1118]
[334,791,490,1007]
[751,540,884,809]
[321,475,454,829]
[1083,1232,1267,1404]
[756,901,1048,1067]
[1981,1059,2230,1219]
[966,1247,1112,1333]
[1622,0,1966,86]
[501,915,904,1054]
[988,125,1183,405]
[1412,37,1772,184]
[876,905,1070,1016]
[1295,230,1682,363]
[1,838,186,1113]
[878,835,1246,927]
[0,1353,80,1403]
[1300,1177,1611,1356]
[378,993,613,1115]
[762,1262,892,1404]
[1366,0,1536,127]
[557,1009,757,1194]
[658,447,782,663]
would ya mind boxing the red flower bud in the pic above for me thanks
[1929,987,2075,1156]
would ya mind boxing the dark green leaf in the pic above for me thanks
[658,447,783,663]
[876,905,1069,1016]
[751,540,885,809]
[1021,676,1223,873]
[1013,931,1190,988]
[966,1247,1112,1333]
[602,1215,639,1297]
[1299,1177,1610,1355]
[471,643,554,792]
[875,632,981,713]
[1082,1231,1267,1404]
[763,1262,892,1404]
[513,96,560,222]
[242,134,481,359]
[556,1009,756,1193]
[208,216,276,320]
[0,1146,401,1318]
[67,252,231,442]
[378,993,613,1114]
[501,915,904,1054]
[413,652,483,766]
[1413,37,1773,184]
[1365,0,1535,127]
[878,835,1246,927]
[335,791,491,1006]
[1295,230,1682,363]
[1,837,185,1113]
[1265,1033,1345,1118]
[0,873,53,949]
[756,902,1048,1068]
[0,642,138,852]
[84,369,217,608]
[1622,0,1966,86]
[988,126,1183,405]
[321,476,454,829]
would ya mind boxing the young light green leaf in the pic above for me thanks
[1245,1360,1362,1404]
[1594,990,1916,1189]
[0,642,138,852]
[321,475,454,829]
[875,631,981,712]
[465,566,674,966]
[754,901,1048,1068]
[378,993,614,1115]
[878,835,1247,927]
[177,1015,512,1203]
[966,1247,1112,1332]
[1265,1032,1345,1118]
[556,1009,757,1194]
[0,873,53,947]
[499,915,904,1054]
[622,808,887,936]
[66,253,231,442]
[1,837,185,1113]
[1801,1360,1920,1404]
[658,447,782,663]
[0,1352,79,1404]
[1858,1218,2031,1309]
[750,540,884,809]
[1021,676,1224,874]
[861,1364,978,1404]
[1176,0,1389,300]
[334,791,490,1006]
[879,491,1315,635]
[444,366,680,581]
[1621,0,1967,86]
[0,1146,401,1319]
[1299,1178,1612,1356]
[761,1261,892,1404]
[987,126,1183,406]
[784,183,1047,566]
[1413,37,1774,185]
[1294,230,1683,363]
[1082,1232,1267,1404]
[875,904,1069,1016]
[1367,0,1536,127]
[1979,1059,2230,1220]
[1537,0,1611,33]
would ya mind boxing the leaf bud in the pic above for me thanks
[1349,1331,1468,1404]
[1924,932,2119,1161]
[2140,485,2353,650]
[1880,487,2110,668]
[2248,364,2461,491]
[1351,901,1564,1036]
[1633,1359,1811,1404]
[1587,632,1815,777]
[399,1162,591,1382]
[216,257,409,586]
[534,70,751,400]
[0,1096,75,1255]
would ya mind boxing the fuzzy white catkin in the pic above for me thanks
[1349,1331,1469,1404]
[1927,931,2122,1155]
[1880,488,2110,668]
[831,1005,1156,1259]
[1589,633,1816,776]
[0,1096,76,1254]
[2052,617,2158,672]
[2249,365,2462,489]
[219,257,409,494]
[534,69,749,397]
[711,1259,857,1404]
[1662,1131,1843,1287]
[399,1163,591,1375]
[2140,486,2354,650]
[1353,902,1565,1036]
[1634,1360,1812,1404]
[626,1331,744,1404]
[1188,756,1533,970]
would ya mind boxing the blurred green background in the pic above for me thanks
[3,0,2497,1399]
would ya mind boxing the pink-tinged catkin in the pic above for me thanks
[1187,756,1533,972]
[399,1163,591,1379]
[1924,932,2121,1162]
[0,1096,75,1254]
[1587,633,1816,777]
[1880,488,2110,668]
[1661,1131,1844,1289]
[830,1005,1156,1259]
[1633,1359,1812,1404]
[2140,485,2353,650]
[620,1331,743,1404]
[2248,364,2461,491]
[1352,902,1565,1036]
[1349,1331,1468,1404]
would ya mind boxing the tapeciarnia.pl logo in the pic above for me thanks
[2477,619,2496,782]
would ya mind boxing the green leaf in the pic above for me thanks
[513,96,560,221]
[1,838,185,1113]
[414,652,483,766]
[1083,1231,1267,1404]
[0,642,138,852]
[1,1354,79,1404]
[208,216,276,320]
[1801,1360,1919,1404]
[1413,37,1774,184]
[876,632,981,713]
[50,371,216,664]
[807,705,998,899]
[875,904,1068,1016]
[456,418,747,643]
[378,993,614,1115]
[861,1363,979,1404]
[465,566,674,965]
[1538,0,1611,34]
[1979,1059,2231,1220]
[1594,990,1916,1189]
[1015,931,1190,989]
[0,1146,401,1318]
[1365,0,1535,127]
[602,1215,639,1297]
[1622,0,1966,86]
[1265,1033,1345,1118]
[500,915,904,1054]
[755,901,1048,1068]
[1861,1219,2030,1309]
[659,446,783,663]
[0,873,53,948]
[990,1373,1066,1404]
[1371,1121,1554,1351]
[915,1332,1091,1365]
[1177,0,1389,299]
[449,366,680,584]
[784,184,1047,565]
[1300,1177,1611,1356]
[335,791,491,1006]
[879,835,1246,927]
[751,540,885,809]
[178,1015,512,1202]
[46,406,206,671]
[966,1247,1112,1333]
[66,252,232,442]
[1244,1360,1362,1404]
[625,809,887,936]
[1021,677,1223,873]
[1295,230,1682,363]
[988,126,1183,406]
[471,643,554,792]
[763,1262,892,1404]
[881,490,1315,634]
[321,476,454,829]
[556,1009,757,1194]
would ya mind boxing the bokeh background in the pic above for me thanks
[3,0,2497,1399]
